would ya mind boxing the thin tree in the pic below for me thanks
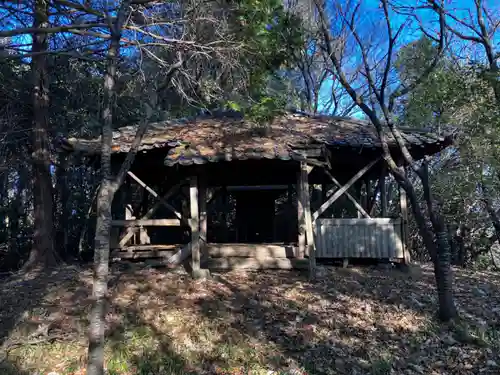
[312,0,458,321]
[84,0,297,372]
[393,0,499,104]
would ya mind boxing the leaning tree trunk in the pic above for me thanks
[25,0,57,271]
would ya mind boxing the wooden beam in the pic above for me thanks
[313,158,380,221]
[112,244,178,251]
[112,219,181,227]
[166,243,191,266]
[323,170,371,218]
[118,181,184,247]
[301,161,316,280]
[304,158,328,169]
[226,185,288,191]
[190,176,201,276]
[111,247,178,259]
[127,171,182,220]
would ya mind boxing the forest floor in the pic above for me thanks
[0,263,499,375]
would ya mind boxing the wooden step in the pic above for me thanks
[204,256,308,270]
[112,244,181,260]
[207,243,299,259]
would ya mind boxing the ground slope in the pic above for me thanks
[0,264,499,375]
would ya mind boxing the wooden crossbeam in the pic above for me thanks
[166,243,191,266]
[323,170,371,218]
[118,181,184,247]
[127,171,182,220]
[312,157,380,221]
[112,219,181,227]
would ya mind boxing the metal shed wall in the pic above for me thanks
[314,218,404,259]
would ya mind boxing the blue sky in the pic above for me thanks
[1,0,498,117]
[317,0,499,115]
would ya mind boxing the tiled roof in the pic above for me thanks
[60,110,453,166]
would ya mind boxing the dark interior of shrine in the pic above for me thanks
[108,156,385,247]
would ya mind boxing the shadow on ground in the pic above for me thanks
[1,263,500,374]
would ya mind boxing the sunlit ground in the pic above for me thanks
[0,263,499,375]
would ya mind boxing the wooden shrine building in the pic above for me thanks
[60,110,453,277]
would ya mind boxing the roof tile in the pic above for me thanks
[61,111,453,165]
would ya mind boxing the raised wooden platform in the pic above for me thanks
[203,256,309,270]
[111,244,179,260]
[112,243,308,270]
[206,243,299,259]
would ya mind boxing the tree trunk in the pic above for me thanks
[86,22,121,375]
[383,157,458,322]
[87,179,115,375]
[25,0,56,271]
[421,161,458,321]
[87,2,154,373]
[434,228,458,320]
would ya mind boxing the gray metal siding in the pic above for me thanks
[314,218,404,259]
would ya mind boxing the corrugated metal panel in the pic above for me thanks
[314,218,403,259]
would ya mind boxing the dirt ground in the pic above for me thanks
[0,263,499,375]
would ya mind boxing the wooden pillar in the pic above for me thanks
[300,161,316,280]
[199,177,207,262]
[181,188,190,242]
[287,184,294,244]
[357,181,365,218]
[221,186,229,242]
[321,183,329,218]
[364,178,371,211]
[380,167,388,217]
[111,181,127,249]
[312,184,323,212]
[125,204,136,245]
[190,175,202,277]
[399,170,410,265]
[296,179,306,259]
